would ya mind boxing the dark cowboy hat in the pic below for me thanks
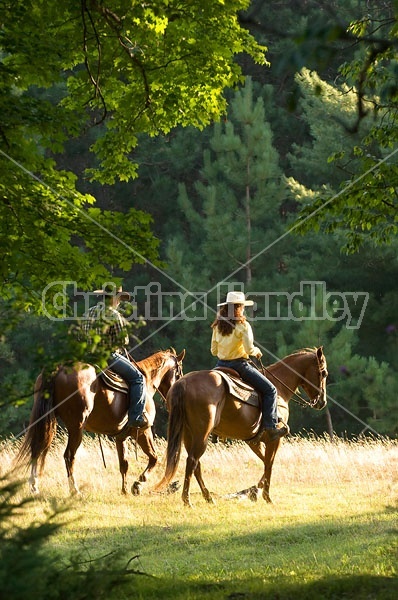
[94,283,131,301]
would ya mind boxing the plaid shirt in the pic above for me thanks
[81,303,129,352]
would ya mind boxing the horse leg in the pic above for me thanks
[193,460,215,505]
[64,427,84,495]
[247,439,281,503]
[259,440,282,502]
[28,458,40,495]
[115,438,129,495]
[182,454,196,508]
[183,436,213,508]
[131,430,158,496]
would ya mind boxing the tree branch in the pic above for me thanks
[81,0,107,124]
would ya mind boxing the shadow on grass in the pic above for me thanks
[231,574,396,600]
[70,504,396,600]
[9,472,395,600]
[130,573,397,599]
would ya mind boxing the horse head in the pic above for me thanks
[300,346,328,410]
[157,348,185,399]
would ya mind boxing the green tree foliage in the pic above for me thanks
[285,2,398,251]
[156,76,397,437]
[0,0,266,314]
[275,291,398,437]
[288,68,374,189]
[157,78,287,366]
[238,0,382,164]
[168,77,285,286]
[1,1,396,440]
[282,65,398,373]
[0,477,143,599]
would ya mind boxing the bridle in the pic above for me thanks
[127,349,183,402]
[254,356,326,409]
[173,353,184,382]
[154,351,184,403]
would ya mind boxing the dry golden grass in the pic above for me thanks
[2,432,397,513]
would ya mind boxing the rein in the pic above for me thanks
[153,353,184,403]
[253,358,318,408]
[155,385,168,403]
[98,434,107,468]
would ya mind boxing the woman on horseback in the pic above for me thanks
[211,291,287,442]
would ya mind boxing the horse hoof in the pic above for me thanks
[248,486,259,502]
[166,481,180,494]
[131,481,142,496]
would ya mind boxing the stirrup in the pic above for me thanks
[113,423,132,439]
[247,427,265,444]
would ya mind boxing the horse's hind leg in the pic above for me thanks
[194,460,215,505]
[29,458,40,495]
[182,454,197,508]
[183,437,213,507]
[64,427,84,495]
[115,438,129,495]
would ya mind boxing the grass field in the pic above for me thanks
[1,433,397,599]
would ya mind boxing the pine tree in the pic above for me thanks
[275,291,398,437]
[168,77,285,287]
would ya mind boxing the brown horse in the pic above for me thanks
[154,347,327,507]
[18,348,185,496]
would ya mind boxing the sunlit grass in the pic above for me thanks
[1,434,397,599]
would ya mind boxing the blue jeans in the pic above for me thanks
[216,358,278,429]
[109,352,146,421]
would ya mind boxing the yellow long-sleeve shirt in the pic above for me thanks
[210,321,261,360]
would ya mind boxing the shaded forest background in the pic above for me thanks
[1,0,397,439]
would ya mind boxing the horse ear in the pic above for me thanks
[177,349,186,361]
[317,346,323,358]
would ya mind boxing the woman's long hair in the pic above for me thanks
[211,304,246,336]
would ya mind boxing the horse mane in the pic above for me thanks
[289,347,318,355]
[267,347,320,369]
[137,348,174,378]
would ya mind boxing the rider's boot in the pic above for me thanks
[127,411,149,429]
[250,421,288,444]
[264,423,289,441]
[126,386,149,429]
[250,393,289,444]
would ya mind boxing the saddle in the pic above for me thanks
[97,367,128,394]
[212,367,260,408]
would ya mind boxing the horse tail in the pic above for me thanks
[17,370,57,474]
[153,378,187,491]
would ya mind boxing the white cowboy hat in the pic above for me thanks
[94,283,131,301]
[217,291,254,307]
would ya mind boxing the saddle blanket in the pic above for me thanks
[212,369,260,408]
[97,366,128,393]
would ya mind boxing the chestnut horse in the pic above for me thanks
[154,347,327,507]
[18,348,185,496]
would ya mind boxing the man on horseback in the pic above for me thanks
[82,283,148,430]
[211,291,288,442]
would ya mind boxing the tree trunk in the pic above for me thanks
[245,159,252,285]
